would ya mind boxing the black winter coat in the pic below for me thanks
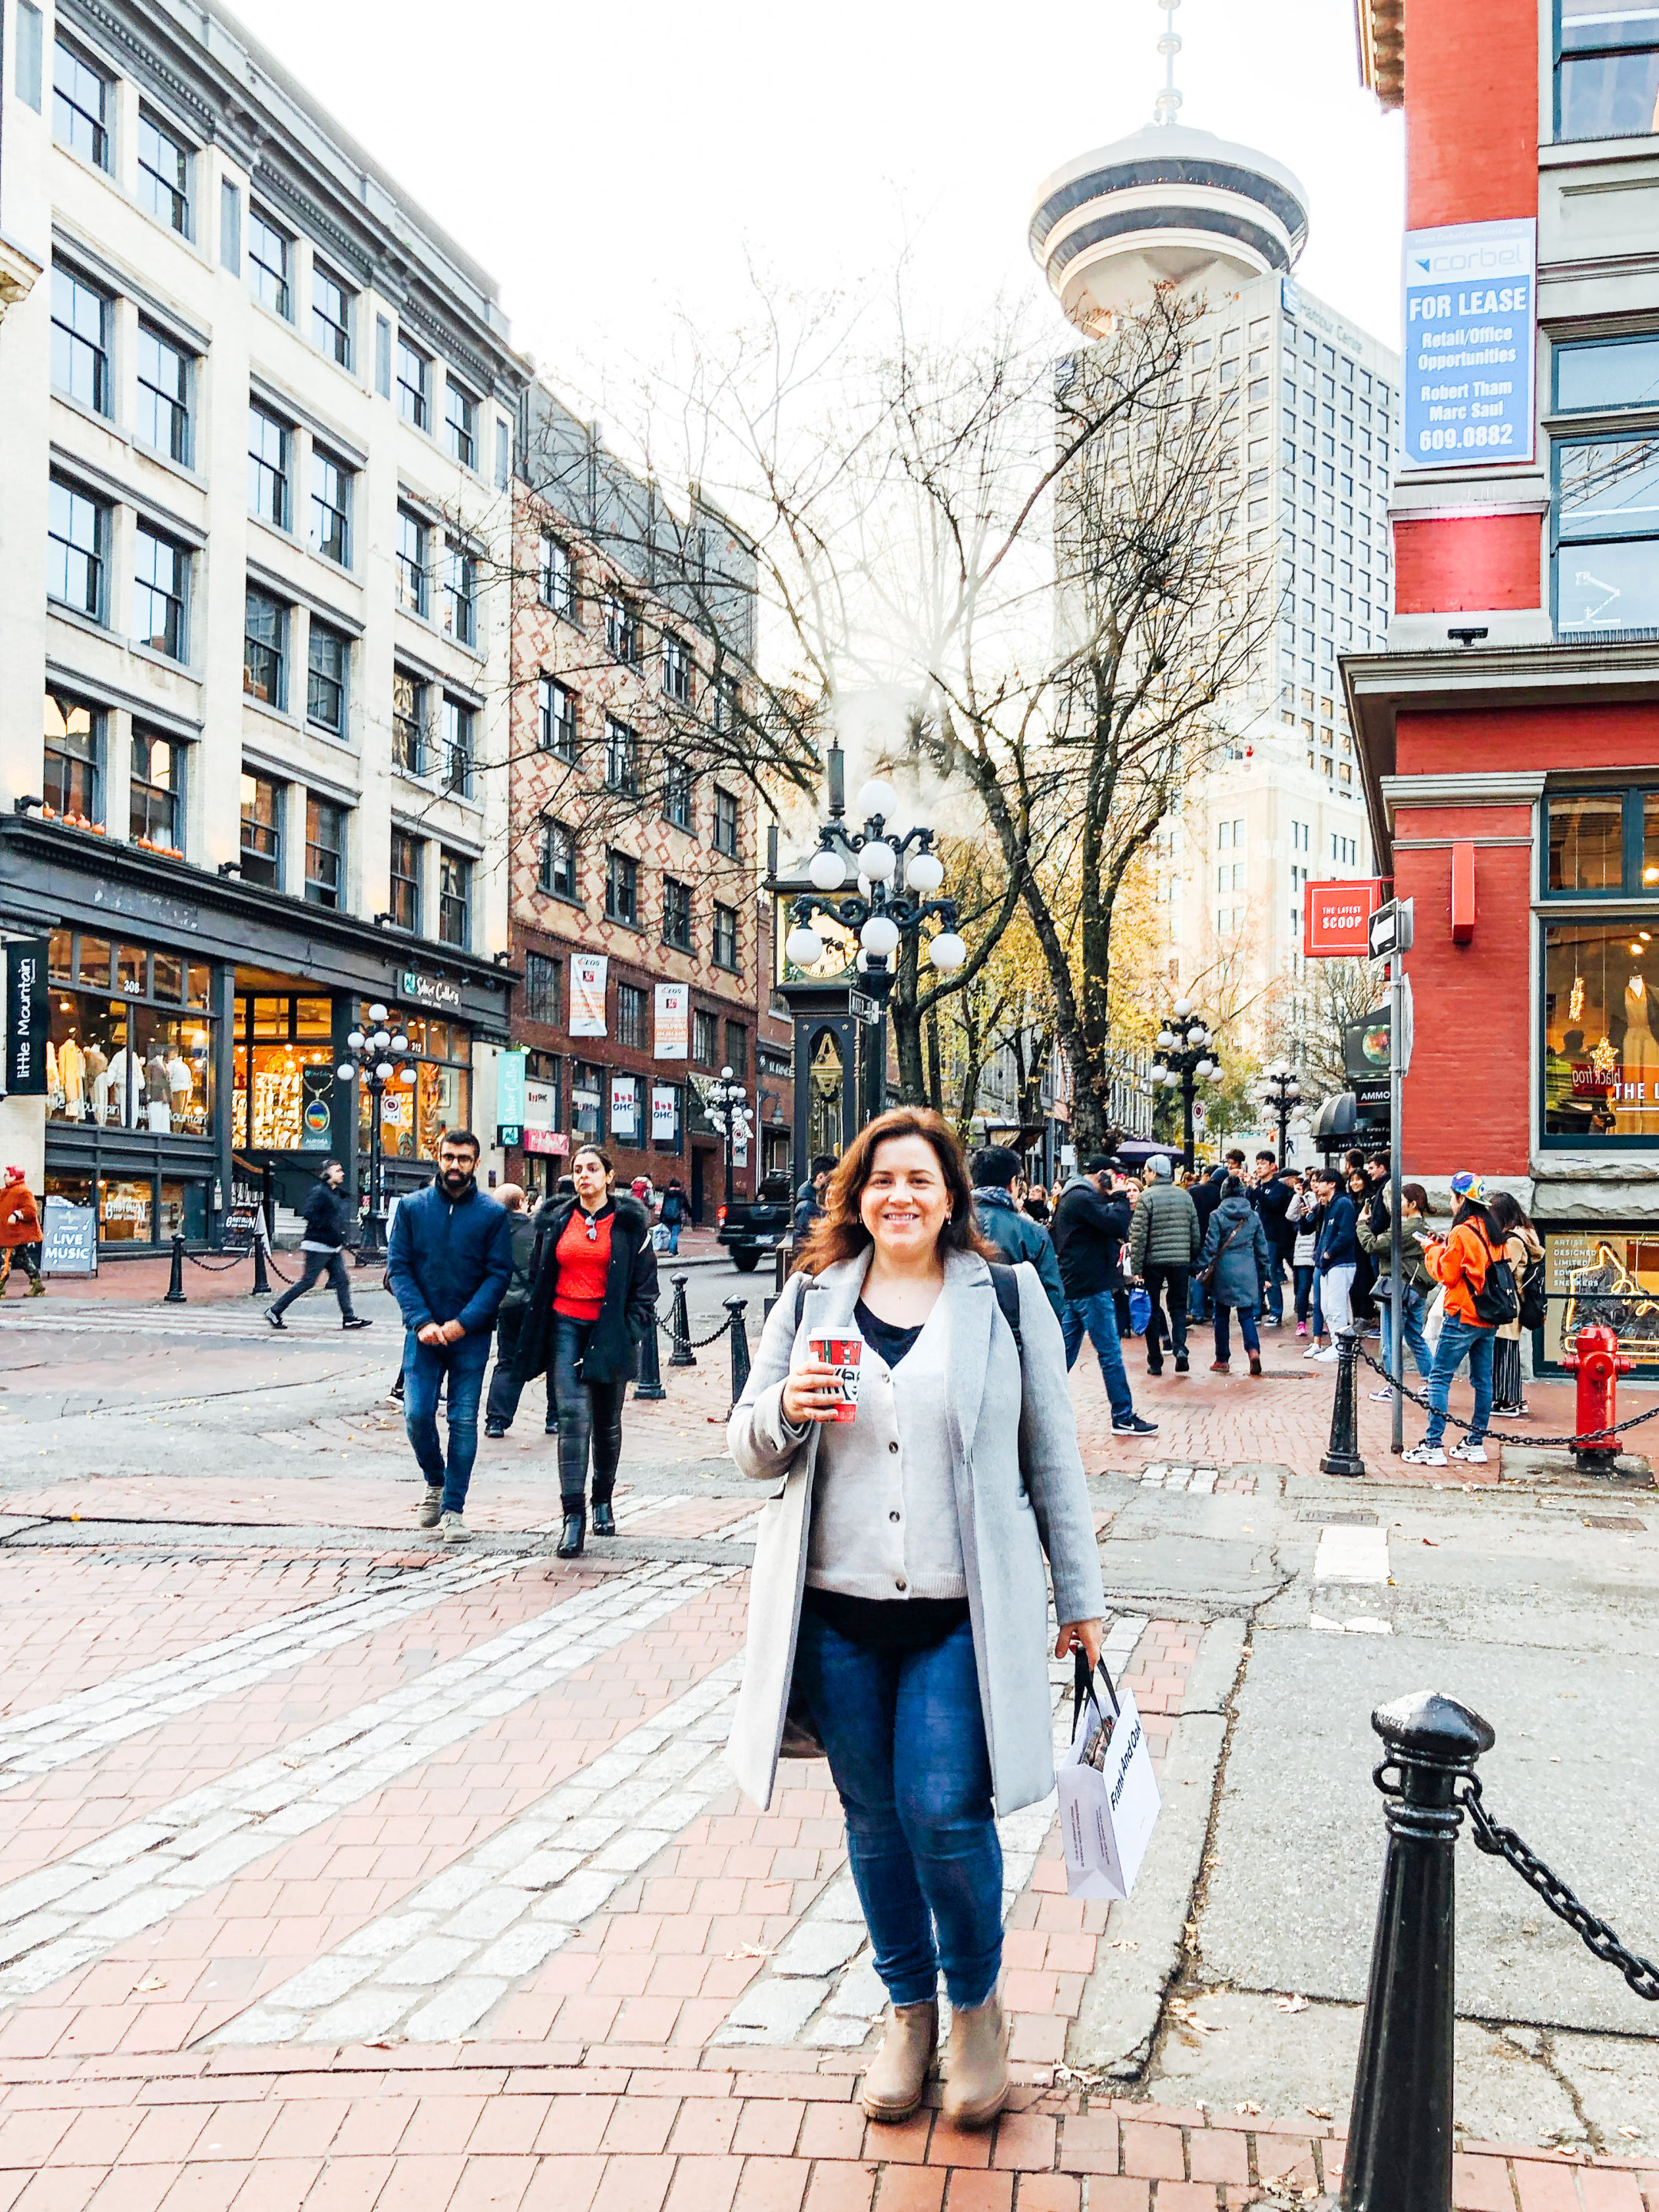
[516,1193,659,1386]
[299,1178,353,1251]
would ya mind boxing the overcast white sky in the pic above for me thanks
[234,0,1406,396]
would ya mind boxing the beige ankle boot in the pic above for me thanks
[861,2000,938,2122]
[941,1988,1008,2128]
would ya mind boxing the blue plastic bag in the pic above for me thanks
[1127,1286,1152,1338]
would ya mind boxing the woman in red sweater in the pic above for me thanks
[517,1145,659,1558]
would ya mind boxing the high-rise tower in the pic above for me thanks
[1029,2,1401,1071]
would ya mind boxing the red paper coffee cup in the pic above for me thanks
[808,1331,863,1422]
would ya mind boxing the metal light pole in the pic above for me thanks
[705,1066,754,1210]
[1149,1002,1222,1171]
[336,1003,417,1263]
[1257,1061,1303,1167]
[783,762,966,1135]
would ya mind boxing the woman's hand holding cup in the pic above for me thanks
[781,1361,848,1426]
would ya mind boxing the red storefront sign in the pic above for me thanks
[523,1128,569,1156]
[1304,879,1384,956]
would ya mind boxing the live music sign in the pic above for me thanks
[1304,879,1384,956]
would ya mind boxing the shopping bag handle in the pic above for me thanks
[1071,1642,1124,1740]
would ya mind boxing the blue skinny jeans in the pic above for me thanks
[1422,1313,1495,1448]
[793,1608,1002,2012]
[1061,1289,1135,1426]
[402,1327,492,1513]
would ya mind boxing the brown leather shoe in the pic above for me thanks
[861,2001,937,2122]
[940,1988,1008,2128]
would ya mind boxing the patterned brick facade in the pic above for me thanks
[502,420,790,1219]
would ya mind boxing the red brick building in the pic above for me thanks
[1349,0,1659,1371]
[502,386,789,1220]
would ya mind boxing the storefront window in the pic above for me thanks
[1544,921,1659,1141]
[100,1177,154,1243]
[353,1005,470,1161]
[233,994,339,1153]
[47,931,214,1132]
[43,1173,207,1248]
[1539,1227,1659,1371]
[572,1061,604,1139]
[1548,794,1624,891]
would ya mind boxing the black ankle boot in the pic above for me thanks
[555,1508,585,1559]
[591,1498,616,1536]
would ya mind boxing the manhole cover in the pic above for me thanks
[1584,1515,1646,1531]
[1300,1509,1377,1525]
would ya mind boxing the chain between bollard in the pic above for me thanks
[1457,1775,1659,2001]
[1355,1340,1659,1449]
[654,1306,737,1350]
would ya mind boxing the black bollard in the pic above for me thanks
[726,1296,750,1409]
[668,1274,696,1366]
[1341,1691,1495,2212]
[1321,1328,1366,1479]
[250,1237,271,1297]
[164,1234,187,1303]
[634,1305,667,1402]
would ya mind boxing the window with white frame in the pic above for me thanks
[439,849,471,947]
[307,623,349,737]
[130,730,184,851]
[396,506,428,615]
[442,697,475,796]
[247,207,291,318]
[1556,0,1659,140]
[396,337,430,429]
[243,588,286,708]
[305,794,346,909]
[137,110,190,233]
[134,525,187,660]
[52,36,109,168]
[310,448,352,567]
[442,541,476,645]
[392,669,428,776]
[539,676,577,760]
[539,533,576,619]
[445,379,477,468]
[51,265,110,414]
[311,264,353,367]
[137,325,190,464]
[1553,335,1659,633]
[248,404,290,529]
[48,478,107,621]
[541,820,578,899]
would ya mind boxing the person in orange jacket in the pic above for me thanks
[0,1167,45,1297]
[1402,1170,1509,1469]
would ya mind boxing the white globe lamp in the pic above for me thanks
[808,847,846,892]
[858,839,896,883]
[905,849,944,893]
[786,924,825,967]
[854,777,897,820]
[928,932,967,973]
[860,913,901,958]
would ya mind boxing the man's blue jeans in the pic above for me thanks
[1061,1290,1135,1426]
[1422,1313,1495,1448]
[793,1608,1002,2011]
[403,1328,492,1512]
[1381,1285,1433,1382]
[1263,1250,1286,1324]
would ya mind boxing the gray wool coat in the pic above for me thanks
[1199,1194,1270,1310]
[725,1247,1108,1817]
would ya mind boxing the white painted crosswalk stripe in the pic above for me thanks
[0,1559,729,2008]
[210,1656,747,2046]
[0,1555,516,1792]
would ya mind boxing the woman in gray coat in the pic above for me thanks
[728,1108,1105,2133]
[1199,1176,1270,1375]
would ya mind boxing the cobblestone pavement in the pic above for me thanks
[1,1296,1657,2206]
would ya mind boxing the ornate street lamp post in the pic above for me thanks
[1258,1061,1303,1167]
[336,1003,417,1263]
[782,757,966,1131]
[1150,999,1222,1172]
[705,1065,754,1211]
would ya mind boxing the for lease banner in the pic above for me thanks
[655,982,688,1058]
[570,953,608,1037]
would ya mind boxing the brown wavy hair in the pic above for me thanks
[793,1107,998,1275]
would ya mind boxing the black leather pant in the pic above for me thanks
[552,1314,625,1509]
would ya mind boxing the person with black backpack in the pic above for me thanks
[1488,1190,1545,1418]
[1402,1171,1518,1469]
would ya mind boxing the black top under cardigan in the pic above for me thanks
[515,1190,658,1386]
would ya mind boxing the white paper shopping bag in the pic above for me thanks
[1056,1651,1161,1901]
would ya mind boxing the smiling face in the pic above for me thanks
[571,1150,611,1208]
[859,1134,952,1260]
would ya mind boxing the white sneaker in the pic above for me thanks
[1369,1387,1395,1402]
[1449,1441,1488,1464]
[1313,1346,1339,1362]
[438,1509,472,1543]
[1401,1443,1448,1466]
[1303,1343,1327,1359]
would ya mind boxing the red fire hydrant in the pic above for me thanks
[1563,1323,1634,1474]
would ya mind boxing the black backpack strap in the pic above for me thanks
[988,1261,1022,1353]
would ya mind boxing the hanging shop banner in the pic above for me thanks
[524,1128,568,1157]
[1401,217,1536,471]
[496,1048,527,1137]
[525,1078,557,1132]
[611,1075,640,1141]
[1303,879,1384,957]
[300,1066,333,1150]
[651,1084,679,1141]
[655,982,689,1059]
[570,954,608,1037]
[4,938,50,1096]
[40,1195,97,1276]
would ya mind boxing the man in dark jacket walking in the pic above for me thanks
[483,1185,543,1438]
[1051,1156,1157,1435]
[1250,1151,1294,1326]
[969,1147,1066,1319]
[793,1154,836,1240]
[264,1161,370,1331]
[387,1131,513,1542]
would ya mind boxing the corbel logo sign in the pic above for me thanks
[399,967,463,1011]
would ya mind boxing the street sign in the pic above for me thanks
[1368,898,1415,961]
[1304,880,1384,957]
[848,990,881,1024]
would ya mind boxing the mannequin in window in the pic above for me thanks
[82,1040,108,1124]
[106,1044,141,1128]
[144,1050,171,1134]
[166,1051,195,1131]
[1624,975,1659,1129]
